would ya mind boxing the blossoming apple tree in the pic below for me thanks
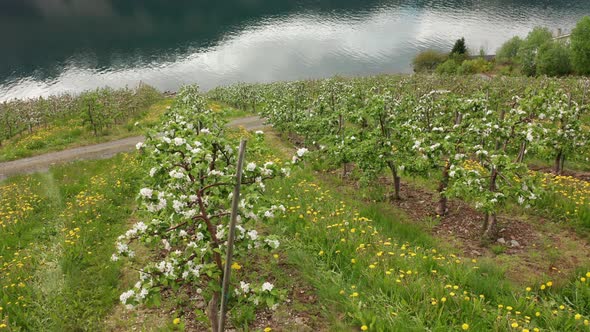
[113,85,305,331]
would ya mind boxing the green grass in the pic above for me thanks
[0,154,142,330]
[255,131,590,331]
[0,99,172,162]
[1,100,588,331]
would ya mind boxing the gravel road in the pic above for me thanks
[0,116,265,181]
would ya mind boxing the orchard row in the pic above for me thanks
[209,74,590,237]
[0,83,161,145]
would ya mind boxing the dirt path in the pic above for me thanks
[0,116,265,181]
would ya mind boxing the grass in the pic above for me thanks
[0,154,142,330]
[257,129,590,331]
[0,99,172,162]
[1,100,589,331]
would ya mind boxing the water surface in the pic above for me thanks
[1,0,588,101]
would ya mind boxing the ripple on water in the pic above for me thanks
[0,0,589,101]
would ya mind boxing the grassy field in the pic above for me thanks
[0,154,141,330]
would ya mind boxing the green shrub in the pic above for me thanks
[496,36,522,64]
[536,41,573,76]
[435,59,460,75]
[571,16,590,75]
[412,50,447,73]
[518,27,553,76]
[457,58,492,75]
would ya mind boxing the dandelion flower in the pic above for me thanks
[462,323,469,330]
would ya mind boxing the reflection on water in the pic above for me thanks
[0,0,588,101]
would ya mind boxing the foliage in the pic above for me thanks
[517,27,554,76]
[435,59,461,75]
[571,16,590,75]
[496,36,523,64]
[457,58,493,75]
[412,50,447,73]
[536,41,572,76]
[209,74,590,230]
[451,37,468,56]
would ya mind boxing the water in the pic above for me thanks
[1,0,588,101]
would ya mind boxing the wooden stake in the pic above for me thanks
[218,139,247,331]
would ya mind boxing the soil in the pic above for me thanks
[380,177,590,284]
[388,180,538,256]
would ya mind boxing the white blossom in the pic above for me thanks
[261,282,274,292]
[139,188,153,198]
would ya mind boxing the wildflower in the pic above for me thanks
[296,148,308,157]
[574,314,581,320]
[240,281,250,293]
[511,322,518,328]
[139,188,153,198]
[231,262,241,270]
[361,325,368,331]
[546,281,553,287]
[462,323,469,330]
[173,318,181,325]
[262,282,274,292]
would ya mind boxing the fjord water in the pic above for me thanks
[1,0,588,101]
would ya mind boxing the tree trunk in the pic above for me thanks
[483,168,499,241]
[554,150,563,175]
[387,161,401,200]
[208,291,221,332]
[560,153,566,174]
[436,162,450,216]
[482,213,498,240]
